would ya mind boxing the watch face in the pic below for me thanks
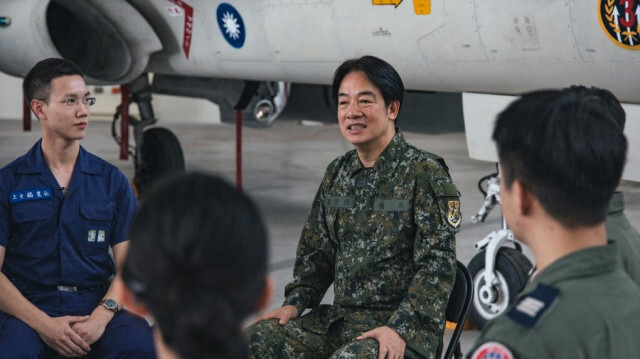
[104,299,117,309]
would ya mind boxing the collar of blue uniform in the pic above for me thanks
[529,242,618,289]
[17,139,104,175]
[346,129,407,175]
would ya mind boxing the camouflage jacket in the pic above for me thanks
[283,131,460,358]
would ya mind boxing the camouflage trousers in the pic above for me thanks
[245,306,426,359]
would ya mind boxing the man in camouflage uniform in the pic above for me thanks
[245,56,460,359]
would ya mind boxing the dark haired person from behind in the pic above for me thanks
[576,87,640,286]
[0,58,154,357]
[468,86,640,359]
[246,55,460,358]
[118,172,274,359]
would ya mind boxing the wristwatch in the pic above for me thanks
[99,298,120,313]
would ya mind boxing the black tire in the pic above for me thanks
[467,247,533,330]
[134,127,185,196]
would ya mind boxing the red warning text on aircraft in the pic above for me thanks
[168,0,194,59]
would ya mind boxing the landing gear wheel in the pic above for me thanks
[134,127,185,196]
[467,247,532,330]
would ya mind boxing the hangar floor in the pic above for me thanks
[2,118,639,356]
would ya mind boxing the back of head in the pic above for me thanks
[565,85,626,130]
[331,55,405,119]
[22,58,84,103]
[493,86,627,228]
[122,172,269,359]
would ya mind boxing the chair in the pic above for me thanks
[443,260,474,359]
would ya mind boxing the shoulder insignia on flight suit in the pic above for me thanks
[507,283,559,329]
[471,342,514,359]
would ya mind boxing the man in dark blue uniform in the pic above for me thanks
[0,58,155,358]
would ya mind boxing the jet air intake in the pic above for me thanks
[0,0,161,84]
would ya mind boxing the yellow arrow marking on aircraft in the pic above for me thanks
[372,0,403,8]
[372,0,431,15]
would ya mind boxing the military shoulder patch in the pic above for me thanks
[429,180,461,229]
[507,283,559,329]
[471,342,514,359]
[447,200,461,228]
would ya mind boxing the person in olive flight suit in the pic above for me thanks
[0,58,155,358]
[245,55,461,359]
[469,86,640,359]
[582,86,640,287]
[606,191,640,285]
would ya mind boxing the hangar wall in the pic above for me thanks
[0,72,220,124]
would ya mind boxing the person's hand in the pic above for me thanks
[36,315,91,357]
[71,308,112,346]
[251,305,299,325]
[357,326,406,359]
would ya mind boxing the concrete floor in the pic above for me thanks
[2,118,639,357]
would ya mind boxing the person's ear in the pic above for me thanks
[388,100,400,121]
[512,180,533,217]
[30,99,45,121]
[255,276,275,313]
[114,275,150,317]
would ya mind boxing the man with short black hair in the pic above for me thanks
[469,86,640,358]
[0,58,155,358]
[246,55,460,358]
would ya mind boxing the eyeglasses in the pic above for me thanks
[46,97,97,107]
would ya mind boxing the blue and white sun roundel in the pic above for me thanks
[217,3,245,49]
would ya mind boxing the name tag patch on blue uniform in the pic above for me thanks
[87,230,106,242]
[9,188,53,203]
[507,283,559,328]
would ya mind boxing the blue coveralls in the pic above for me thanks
[0,140,155,358]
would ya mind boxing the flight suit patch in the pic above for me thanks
[471,342,514,359]
[507,283,559,328]
[9,188,53,203]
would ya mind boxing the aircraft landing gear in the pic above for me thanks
[112,74,185,197]
[468,171,534,329]
[468,245,532,329]
[133,127,184,196]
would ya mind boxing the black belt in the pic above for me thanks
[11,278,106,293]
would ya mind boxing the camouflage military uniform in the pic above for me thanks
[246,131,460,359]
[606,191,640,286]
